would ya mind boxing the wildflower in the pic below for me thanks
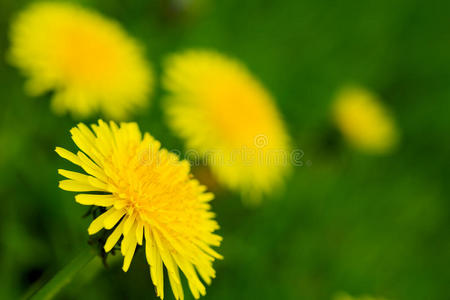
[333,87,398,154]
[163,50,290,203]
[334,292,388,300]
[56,120,222,299]
[9,2,152,119]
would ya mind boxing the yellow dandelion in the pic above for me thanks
[333,292,388,300]
[56,120,222,300]
[333,86,399,154]
[163,50,290,203]
[9,2,152,119]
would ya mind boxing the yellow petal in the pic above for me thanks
[55,147,81,166]
[75,194,114,206]
[71,127,101,165]
[77,151,107,182]
[88,208,115,235]
[173,253,205,298]
[121,222,137,256]
[59,179,97,192]
[168,269,184,300]
[145,226,164,298]
[122,236,137,272]
[153,229,180,284]
[104,209,126,229]
[58,169,91,184]
[104,219,125,252]
[136,222,144,245]
[123,213,136,235]
[87,176,109,191]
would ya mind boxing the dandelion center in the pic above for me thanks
[205,77,278,147]
[56,26,119,82]
[105,140,201,231]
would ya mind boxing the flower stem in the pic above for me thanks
[29,246,96,300]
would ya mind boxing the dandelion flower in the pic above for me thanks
[9,2,152,119]
[56,120,222,299]
[333,87,398,154]
[334,292,388,300]
[163,50,290,202]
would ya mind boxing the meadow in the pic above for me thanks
[0,0,449,299]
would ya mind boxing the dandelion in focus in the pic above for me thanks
[333,86,398,154]
[56,120,222,299]
[8,2,152,119]
[163,50,290,203]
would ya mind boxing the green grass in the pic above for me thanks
[0,0,449,299]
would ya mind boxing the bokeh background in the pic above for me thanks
[0,0,449,299]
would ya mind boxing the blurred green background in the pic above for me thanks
[0,0,449,299]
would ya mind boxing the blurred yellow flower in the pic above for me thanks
[9,2,152,119]
[333,87,398,154]
[163,50,290,203]
[334,292,388,300]
[56,120,222,300]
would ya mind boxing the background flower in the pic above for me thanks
[8,2,153,119]
[333,87,398,154]
[163,50,291,203]
[334,292,388,300]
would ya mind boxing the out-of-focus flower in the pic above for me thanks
[334,292,388,300]
[163,50,290,203]
[9,2,152,119]
[56,120,222,300]
[333,87,398,154]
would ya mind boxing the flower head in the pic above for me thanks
[334,292,388,300]
[56,120,222,299]
[333,87,398,154]
[163,50,290,203]
[9,2,152,119]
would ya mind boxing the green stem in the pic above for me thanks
[29,246,96,300]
